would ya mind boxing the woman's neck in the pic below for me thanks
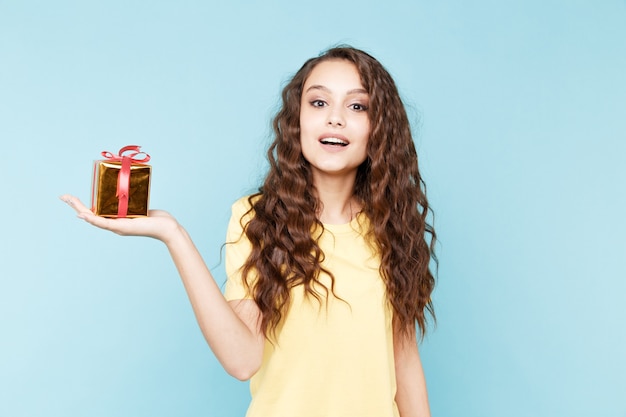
[313,174,361,225]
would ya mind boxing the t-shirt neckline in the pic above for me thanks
[322,212,365,235]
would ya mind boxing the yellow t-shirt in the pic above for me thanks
[224,197,399,417]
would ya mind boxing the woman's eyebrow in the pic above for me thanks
[305,85,368,95]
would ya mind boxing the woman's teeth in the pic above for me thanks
[320,138,348,146]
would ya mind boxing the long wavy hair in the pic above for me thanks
[239,46,437,339]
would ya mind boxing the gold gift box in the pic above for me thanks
[91,160,151,218]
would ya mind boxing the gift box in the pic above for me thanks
[91,145,151,218]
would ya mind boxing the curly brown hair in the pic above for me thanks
[239,46,437,339]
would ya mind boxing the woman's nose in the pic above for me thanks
[327,108,345,127]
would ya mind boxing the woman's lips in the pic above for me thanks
[319,137,348,146]
[319,133,349,147]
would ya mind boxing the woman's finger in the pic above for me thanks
[59,194,91,215]
[60,194,127,233]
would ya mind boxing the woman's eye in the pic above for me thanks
[350,103,368,111]
[310,100,326,107]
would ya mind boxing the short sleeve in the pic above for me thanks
[224,196,256,301]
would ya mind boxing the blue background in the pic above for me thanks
[1,1,625,416]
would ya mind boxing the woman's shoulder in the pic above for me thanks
[231,193,262,220]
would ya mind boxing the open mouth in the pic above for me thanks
[320,137,348,147]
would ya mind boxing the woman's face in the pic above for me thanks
[299,59,370,184]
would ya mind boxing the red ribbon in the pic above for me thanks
[101,145,151,218]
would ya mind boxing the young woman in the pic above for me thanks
[62,46,436,417]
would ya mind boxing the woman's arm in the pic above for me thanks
[394,328,431,417]
[61,195,264,380]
